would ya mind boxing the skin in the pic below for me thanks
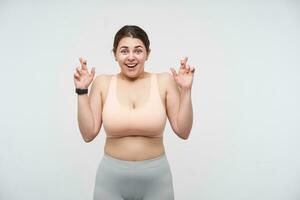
[113,37,150,81]
[74,36,195,161]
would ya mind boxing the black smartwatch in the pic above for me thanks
[76,88,88,95]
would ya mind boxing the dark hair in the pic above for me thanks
[112,25,150,54]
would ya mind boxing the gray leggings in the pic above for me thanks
[93,153,174,200]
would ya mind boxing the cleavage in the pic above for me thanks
[116,79,151,109]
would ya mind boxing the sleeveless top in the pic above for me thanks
[102,73,167,138]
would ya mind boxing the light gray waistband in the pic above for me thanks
[102,153,168,170]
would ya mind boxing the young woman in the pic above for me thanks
[73,25,195,200]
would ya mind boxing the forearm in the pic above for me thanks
[177,89,193,139]
[77,94,95,142]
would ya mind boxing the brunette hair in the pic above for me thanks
[112,25,150,54]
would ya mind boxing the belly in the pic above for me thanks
[104,136,165,161]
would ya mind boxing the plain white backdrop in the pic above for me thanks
[1,0,299,199]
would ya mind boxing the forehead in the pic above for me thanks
[118,37,145,48]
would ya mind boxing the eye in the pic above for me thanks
[135,49,142,54]
[120,49,128,54]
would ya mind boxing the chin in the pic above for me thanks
[126,72,140,79]
[123,68,143,77]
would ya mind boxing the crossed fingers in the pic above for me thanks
[76,57,88,75]
[180,57,195,74]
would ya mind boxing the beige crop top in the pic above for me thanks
[102,73,167,138]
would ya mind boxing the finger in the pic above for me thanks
[190,66,195,73]
[76,67,82,75]
[186,64,190,72]
[180,57,189,69]
[180,59,185,69]
[90,67,96,77]
[170,67,177,77]
[189,66,195,75]
[180,57,188,63]
[74,73,80,79]
[79,57,87,70]
[183,57,188,65]
[82,59,87,70]
[179,60,187,74]
[179,67,186,75]
[181,57,188,65]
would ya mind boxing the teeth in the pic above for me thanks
[126,64,137,68]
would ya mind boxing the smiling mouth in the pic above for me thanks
[126,63,138,68]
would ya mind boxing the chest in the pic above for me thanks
[102,75,166,110]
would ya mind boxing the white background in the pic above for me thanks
[1,0,300,199]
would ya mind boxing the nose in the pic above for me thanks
[127,52,135,61]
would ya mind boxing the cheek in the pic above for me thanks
[137,54,147,61]
[116,55,126,63]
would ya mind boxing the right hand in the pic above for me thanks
[73,57,95,89]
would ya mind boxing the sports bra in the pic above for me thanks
[102,73,167,138]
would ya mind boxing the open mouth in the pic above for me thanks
[125,63,138,68]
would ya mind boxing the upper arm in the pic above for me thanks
[89,75,105,136]
[164,72,180,134]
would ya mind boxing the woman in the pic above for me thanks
[73,25,195,200]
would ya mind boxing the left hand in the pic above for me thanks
[170,57,195,91]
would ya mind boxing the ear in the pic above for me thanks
[113,52,117,61]
[146,49,151,60]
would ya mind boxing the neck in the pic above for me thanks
[118,71,150,82]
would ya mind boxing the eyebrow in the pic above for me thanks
[120,45,143,49]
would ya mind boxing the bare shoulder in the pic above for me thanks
[156,72,176,90]
[93,74,113,89]
[157,72,171,83]
[94,74,111,83]
[92,74,114,102]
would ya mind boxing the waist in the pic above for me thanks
[104,135,165,161]
[101,152,168,169]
